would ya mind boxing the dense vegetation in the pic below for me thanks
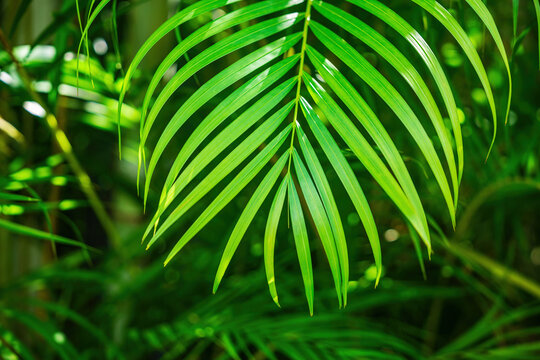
[1,0,540,359]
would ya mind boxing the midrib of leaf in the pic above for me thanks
[287,0,313,172]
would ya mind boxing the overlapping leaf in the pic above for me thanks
[81,0,511,310]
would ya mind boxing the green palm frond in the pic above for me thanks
[81,0,511,311]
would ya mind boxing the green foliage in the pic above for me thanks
[1,0,540,359]
[97,0,513,308]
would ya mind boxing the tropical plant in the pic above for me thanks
[77,0,521,312]
[1,0,540,358]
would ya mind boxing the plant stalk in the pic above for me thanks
[287,0,313,173]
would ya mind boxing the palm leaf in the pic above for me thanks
[302,74,431,249]
[299,96,382,284]
[409,0,502,157]
[296,124,352,301]
[141,31,302,207]
[310,21,456,227]
[213,152,289,293]
[348,0,464,184]
[292,148,343,307]
[263,175,289,307]
[80,0,511,309]
[287,175,314,316]
[153,68,299,221]
[316,1,459,212]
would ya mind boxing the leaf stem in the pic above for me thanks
[287,0,313,173]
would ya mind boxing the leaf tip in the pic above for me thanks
[212,279,221,294]
[374,276,381,290]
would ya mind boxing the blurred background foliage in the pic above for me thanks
[0,0,539,359]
